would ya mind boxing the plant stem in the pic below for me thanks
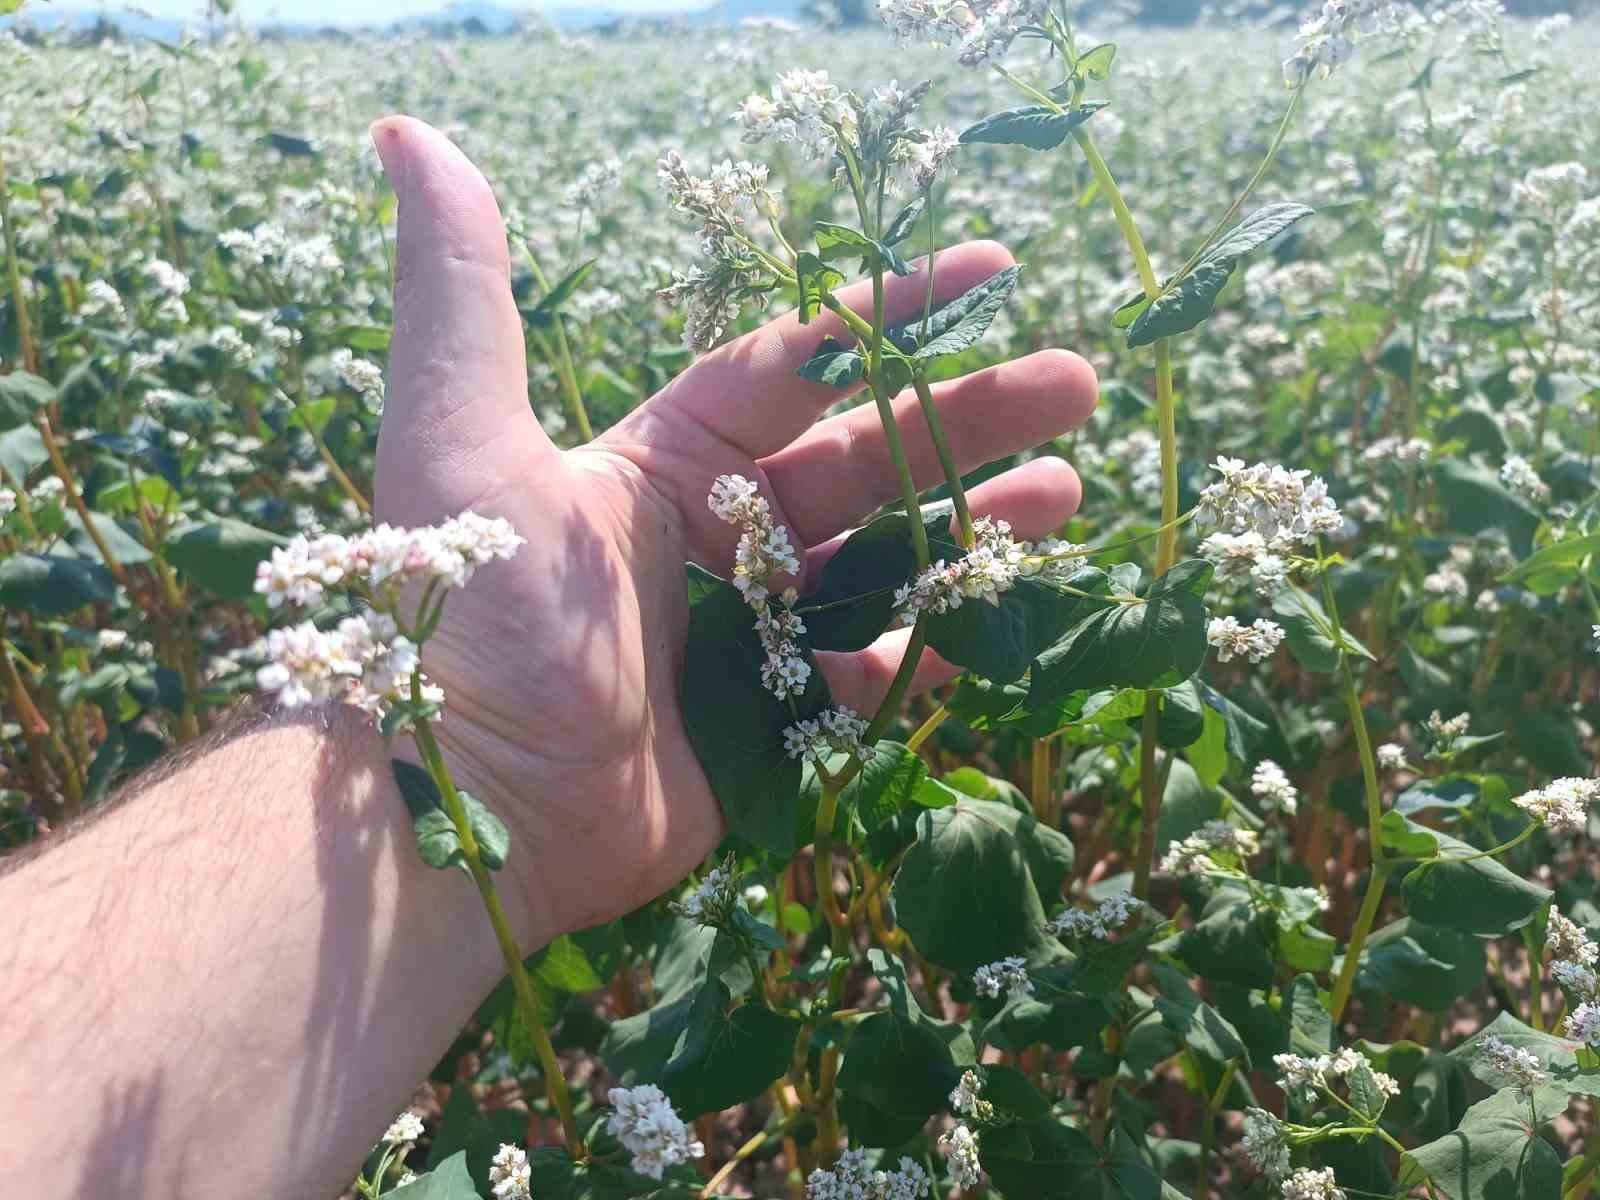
[700,1115,799,1199]
[0,145,39,375]
[290,386,371,515]
[814,780,848,931]
[911,373,973,547]
[906,703,949,753]
[37,414,129,590]
[410,714,584,1157]
[863,616,928,747]
[521,242,594,442]
[1328,859,1390,1024]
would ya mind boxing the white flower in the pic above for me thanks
[1207,616,1285,664]
[1514,778,1599,835]
[708,473,800,605]
[674,858,739,926]
[1566,1001,1600,1049]
[895,517,1026,621]
[949,1069,990,1119]
[1199,530,1289,595]
[1194,458,1343,546]
[255,613,436,720]
[1500,455,1550,504]
[1376,743,1407,770]
[329,347,385,411]
[784,706,873,763]
[1476,1033,1550,1097]
[1251,760,1299,816]
[972,956,1032,1000]
[1422,565,1469,603]
[1241,1107,1290,1182]
[735,69,857,156]
[1273,1049,1398,1104]
[1548,908,1599,967]
[606,1084,705,1180]
[940,1123,983,1189]
[1552,960,1598,1000]
[806,1148,932,1199]
[1282,1166,1346,1200]
[879,0,1044,66]
[384,1111,425,1145]
[1044,892,1142,941]
[1160,820,1260,876]
[901,124,960,189]
[1283,0,1393,87]
[488,1143,531,1199]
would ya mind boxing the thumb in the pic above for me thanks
[370,115,552,527]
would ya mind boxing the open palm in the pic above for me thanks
[370,117,1098,946]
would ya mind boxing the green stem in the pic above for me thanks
[0,145,38,375]
[521,241,593,442]
[1329,859,1391,1024]
[410,712,584,1157]
[911,374,974,547]
[1134,704,1162,901]
[863,615,929,746]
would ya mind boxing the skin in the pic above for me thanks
[0,117,1097,1199]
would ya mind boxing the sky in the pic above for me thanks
[47,0,704,21]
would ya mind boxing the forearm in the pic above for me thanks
[0,707,534,1199]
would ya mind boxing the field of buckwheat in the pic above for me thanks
[3,1,1600,1197]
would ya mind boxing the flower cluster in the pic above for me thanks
[899,124,960,190]
[1282,1166,1347,1200]
[894,517,1026,621]
[255,613,433,719]
[254,513,524,610]
[939,1124,982,1189]
[1196,458,1343,558]
[1241,1107,1290,1182]
[878,0,1045,67]
[1513,777,1599,835]
[1159,820,1261,877]
[805,1148,932,1200]
[708,475,813,701]
[1207,615,1287,666]
[948,1069,993,1120]
[1475,1033,1550,1098]
[488,1143,531,1200]
[1283,0,1394,87]
[1251,759,1299,816]
[783,706,873,763]
[1376,742,1409,771]
[972,955,1032,999]
[1499,454,1550,504]
[672,856,739,927]
[1043,891,1142,941]
[736,69,858,156]
[383,1111,425,1145]
[605,1085,705,1180]
[1273,1048,1399,1103]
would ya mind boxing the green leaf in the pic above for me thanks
[1111,291,1150,329]
[163,517,286,598]
[1451,1013,1600,1100]
[264,131,319,157]
[929,569,1111,686]
[837,1009,959,1133]
[1378,810,1441,858]
[1271,584,1374,673]
[882,197,926,246]
[794,338,865,389]
[65,510,152,565]
[1434,460,1540,558]
[0,553,116,614]
[910,264,1022,360]
[982,1122,1160,1199]
[1401,825,1551,937]
[1153,965,1247,1067]
[1029,561,1212,707]
[426,1089,529,1191]
[660,979,800,1117]
[981,1064,1052,1120]
[794,252,845,325]
[1168,890,1274,989]
[0,424,47,483]
[532,934,606,994]
[391,1151,480,1199]
[1075,42,1117,80]
[1502,534,1600,596]
[1401,1089,1563,1200]
[0,371,55,428]
[1287,974,1333,1057]
[840,741,930,834]
[959,103,1106,152]
[1126,204,1313,349]
[392,759,511,872]
[892,798,1066,973]
[680,564,826,858]
[523,259,597,327]
[814,221,914,277]
[796,507,930,651]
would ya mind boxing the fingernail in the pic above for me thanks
[369,117,409,192]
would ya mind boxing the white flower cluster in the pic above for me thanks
[1475,1033,1550,1097]
[256,613,432,718]
[736,69,858,156]
[1282,1166,1346,1200]
[805,1148,932,1200]
[948,1069,991,1119]
[1199,531,1289,596]
[1273,1048,1399,1102]
[1499,454,1550,504]
[1251,759,1299,816]
[673,858,738,926]
[1044,891,1142,941]
[1241,1107,1290,1182]
[605,1084,705,1180]
[658,151,775,234]
[488,1143,531,1199]
[1513,777,1599,835]
[0,487,15,519]
[899,124,960,191]
[254,513,524,610]
[894,517,1026,622]
[1376,742,1408,771]
[1207,616,1286,664]
[878,0,1044,67]
[383,1111,425,1145]
[328,347,385,412]
[708,475,813,702]
[939,1124,982,1189]
[784,706,873,763]
[1283,0,1394,87]
[1424,710,1471,744]
[1159,820,1261,877]
[1550,909,1600,1038]
[1196,458,1344,560]
[972,955,1032,999]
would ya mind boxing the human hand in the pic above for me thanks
[369,116,1098,947]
